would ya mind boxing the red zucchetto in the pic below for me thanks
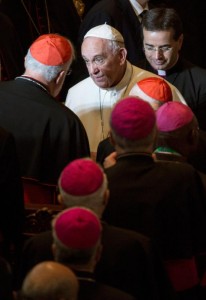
[30,34,73,66]
[129,77,173,106]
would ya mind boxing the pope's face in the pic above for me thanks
[81,37,126,89]
[143,28,183,70]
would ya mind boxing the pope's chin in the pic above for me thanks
[92,78,109,89]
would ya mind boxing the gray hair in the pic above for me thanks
[107,40,125,54]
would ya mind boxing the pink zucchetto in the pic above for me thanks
[110,96,156,140]
[156,102,194,132]
[53,207,101,249]
[30,34,73,66]
[59,158,104,196]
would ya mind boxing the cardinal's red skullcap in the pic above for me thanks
[30,34,72,66]
[54,207,101,249]
[130,77,173,103]
[110,96,156,140]
[156,102,194,132]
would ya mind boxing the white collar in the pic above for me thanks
[157,70,167,76]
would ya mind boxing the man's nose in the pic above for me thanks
[154,49,164,59]
[88,62,99,74]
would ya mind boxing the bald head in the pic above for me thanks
[21,261,79,300]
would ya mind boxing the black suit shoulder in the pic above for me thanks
[0,79,90,181]
[167,59,206,130]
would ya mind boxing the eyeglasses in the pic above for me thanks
[144,45,173,53]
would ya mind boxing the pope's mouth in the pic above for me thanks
[93,76,105,82]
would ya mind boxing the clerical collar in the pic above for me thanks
[15,75,49,93]
[157,70,166,77]
[164,57,184,76]
[157,55,180,77]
